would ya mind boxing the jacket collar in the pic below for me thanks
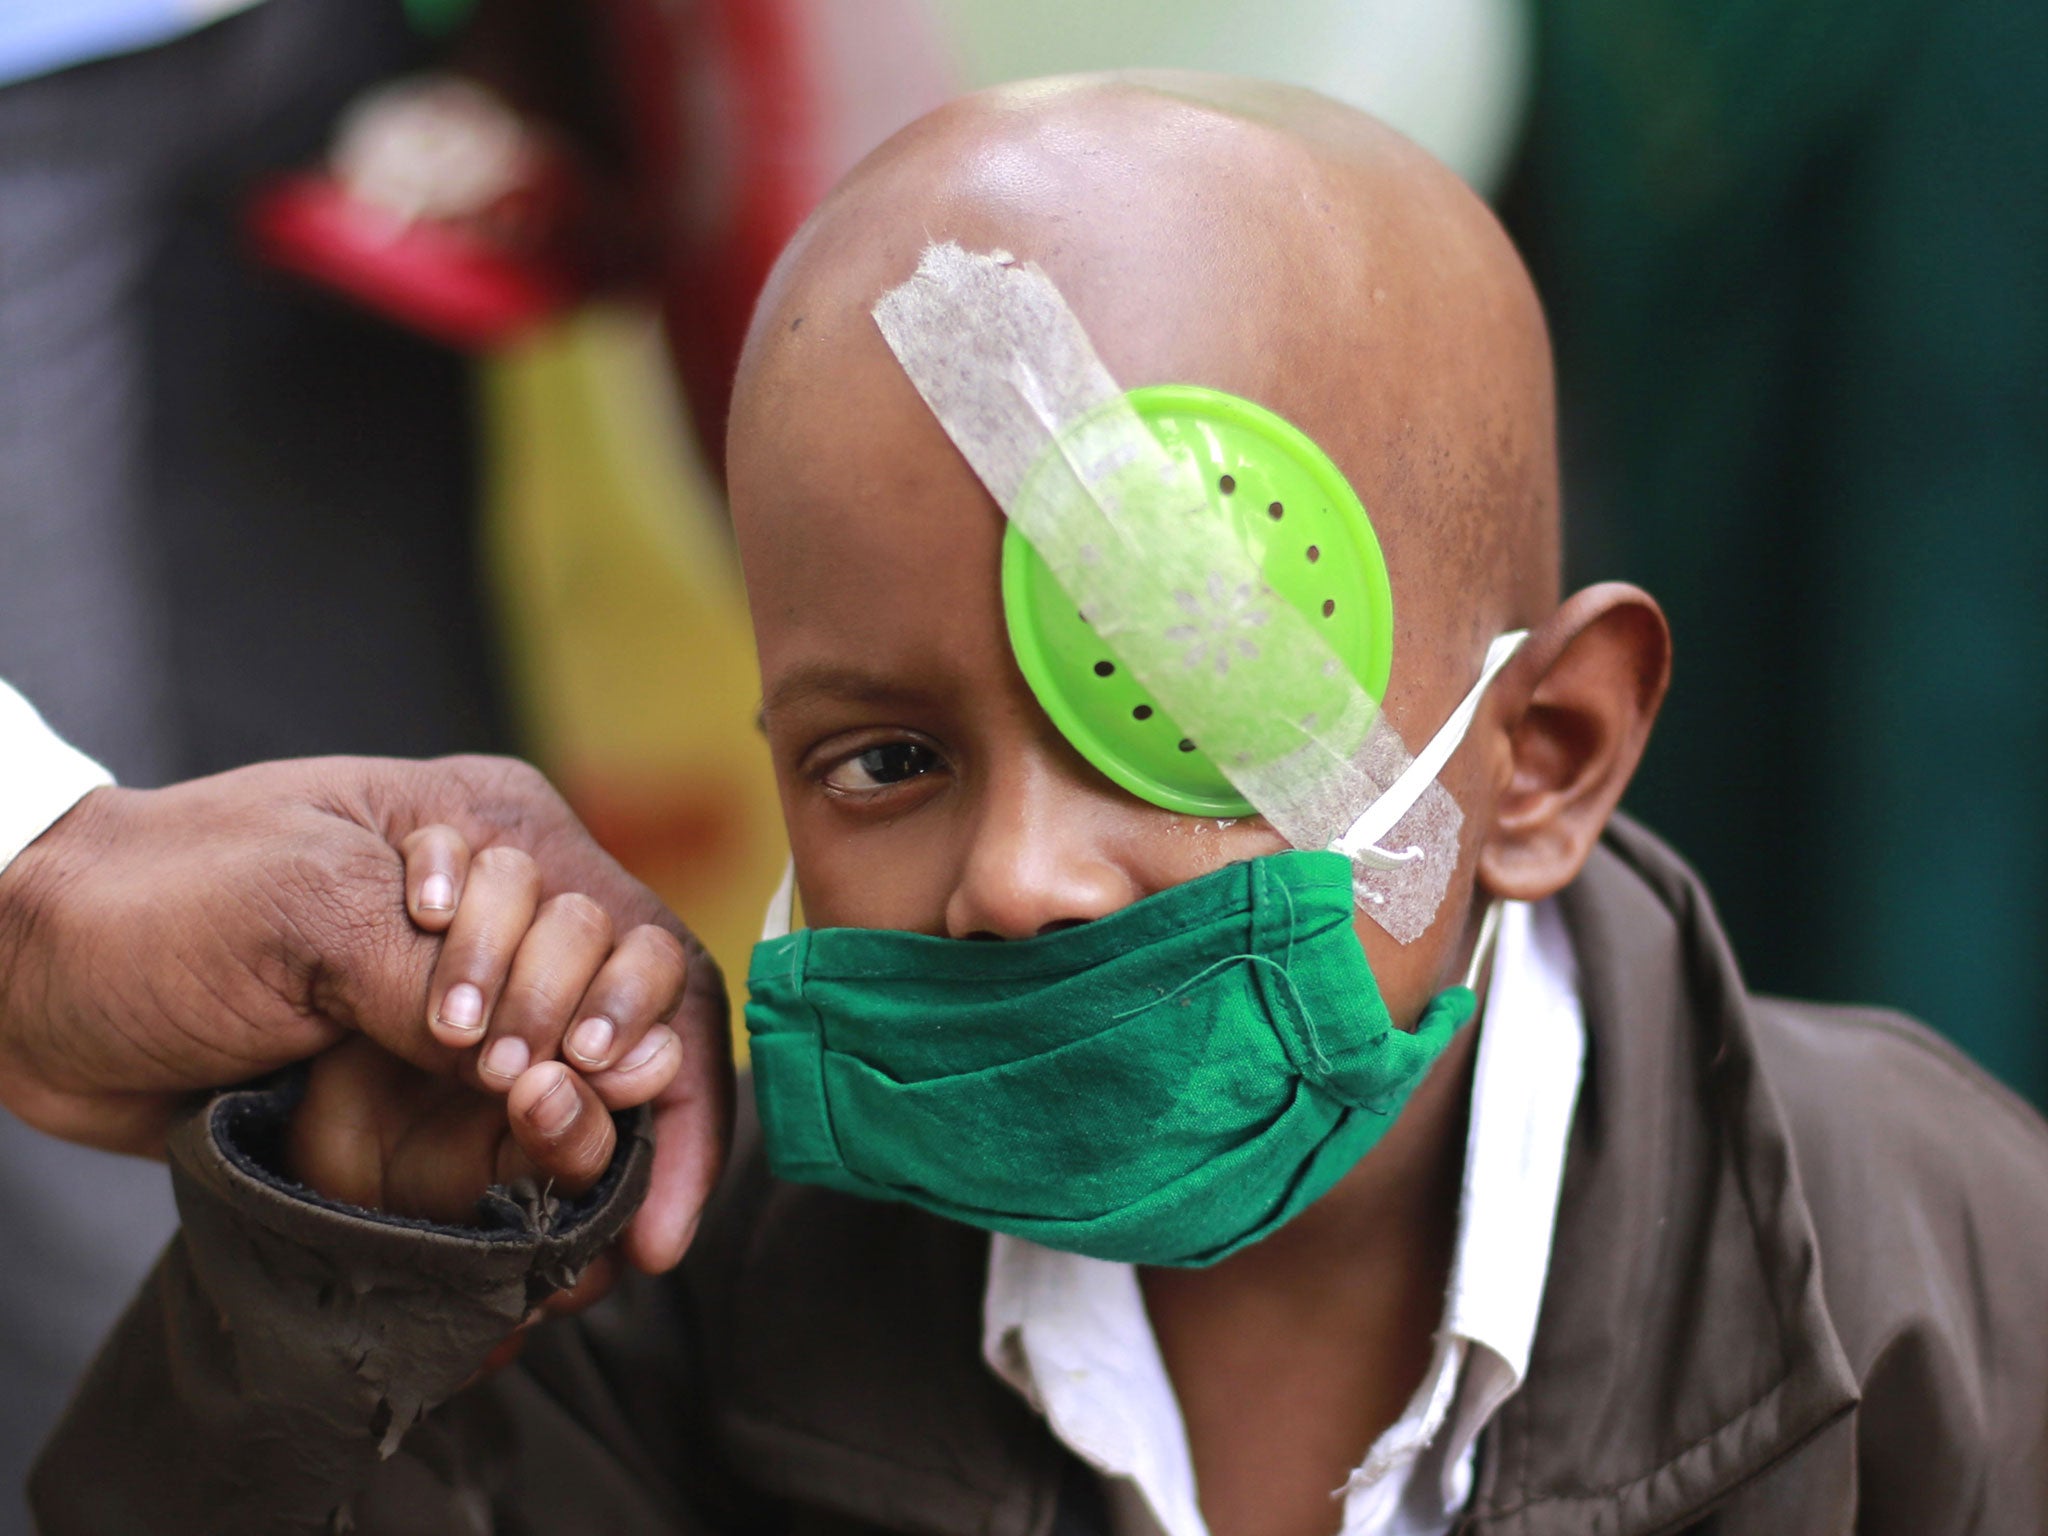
[710,818,1858,1536]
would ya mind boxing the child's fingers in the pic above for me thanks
[427,846,542,1051]
[399,824,473,934]
[505,1061,615,1192]
[473,893,614,1090]
[560,924,690,1074]
[583,1025,682,1111]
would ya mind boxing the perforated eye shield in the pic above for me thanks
[873,242,1519,941]
[1001,382,1393,818]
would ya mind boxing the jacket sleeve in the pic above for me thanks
[1750,1000,2048,1533]
[27,1078,670,1535]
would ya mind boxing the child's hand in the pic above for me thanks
[286,824,692,1223]
[402,823,689,1100]
[291,1035,617,1223]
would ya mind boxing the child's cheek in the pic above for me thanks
[1353,901,1468,1031]
[785,812,964,936]
[1142,812,1290,884]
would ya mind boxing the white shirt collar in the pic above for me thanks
[981,897,1586,1536]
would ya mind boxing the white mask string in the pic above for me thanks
[760,856,798,943]
[1462,897,1505,995]
[1330,630,1528,870]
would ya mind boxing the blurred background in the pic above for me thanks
[0,0,2040,1526]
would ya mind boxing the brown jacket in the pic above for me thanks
[32,819,2048,1534]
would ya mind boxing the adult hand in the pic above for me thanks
[0,754,732,1272]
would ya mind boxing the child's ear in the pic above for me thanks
[1478,582,1670,902]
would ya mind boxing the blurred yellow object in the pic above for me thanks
[479,306,783,1053]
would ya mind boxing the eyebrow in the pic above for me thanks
[760,662,938,718]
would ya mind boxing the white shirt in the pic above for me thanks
[0,680,114,874]
[982,897,1586,1536]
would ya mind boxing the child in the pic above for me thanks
[36,73,2048,1536]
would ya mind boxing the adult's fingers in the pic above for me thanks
[0,1080,180,1162]
[325,754,700,1077]
[399,824,472,934]
[619,954,734,1273]
[474,893,613,1090]
[376,756,677,939]
[562,924,689,1074]
[425,845,542,1052]
[505,1060,615,1192]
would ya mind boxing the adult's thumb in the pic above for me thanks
[291,822,459,1075]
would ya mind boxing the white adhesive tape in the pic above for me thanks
[873,241,1477,942]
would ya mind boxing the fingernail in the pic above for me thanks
[528,1066,578,1135]
[616,1025,673,1073]
[482,1035,530,1083]
[419,873,455,912]
[567,1016,615,1066]
[440,982,484,1036]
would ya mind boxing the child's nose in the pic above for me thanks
[943,762,1138,941]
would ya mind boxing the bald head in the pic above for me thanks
[733,73,1559,668]
[726,71,1663,992]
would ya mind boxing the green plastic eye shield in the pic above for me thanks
[875,241,1485,942]
[1002,384,1394,817]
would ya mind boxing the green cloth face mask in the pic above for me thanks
[746,849,1479,1267]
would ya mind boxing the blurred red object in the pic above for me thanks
[246,0,952,458]
[248,172,581,349]
[602,0,953,474]
[248,72,592,349]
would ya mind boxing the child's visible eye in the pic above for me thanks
[821,741,943,795]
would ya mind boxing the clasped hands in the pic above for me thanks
[294,818,691,1222]
[0,753,734,1280]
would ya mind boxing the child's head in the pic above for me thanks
[728,73,1668,1033]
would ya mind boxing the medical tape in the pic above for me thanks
[873,241,1466,942]
[1329,630,1527,862]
